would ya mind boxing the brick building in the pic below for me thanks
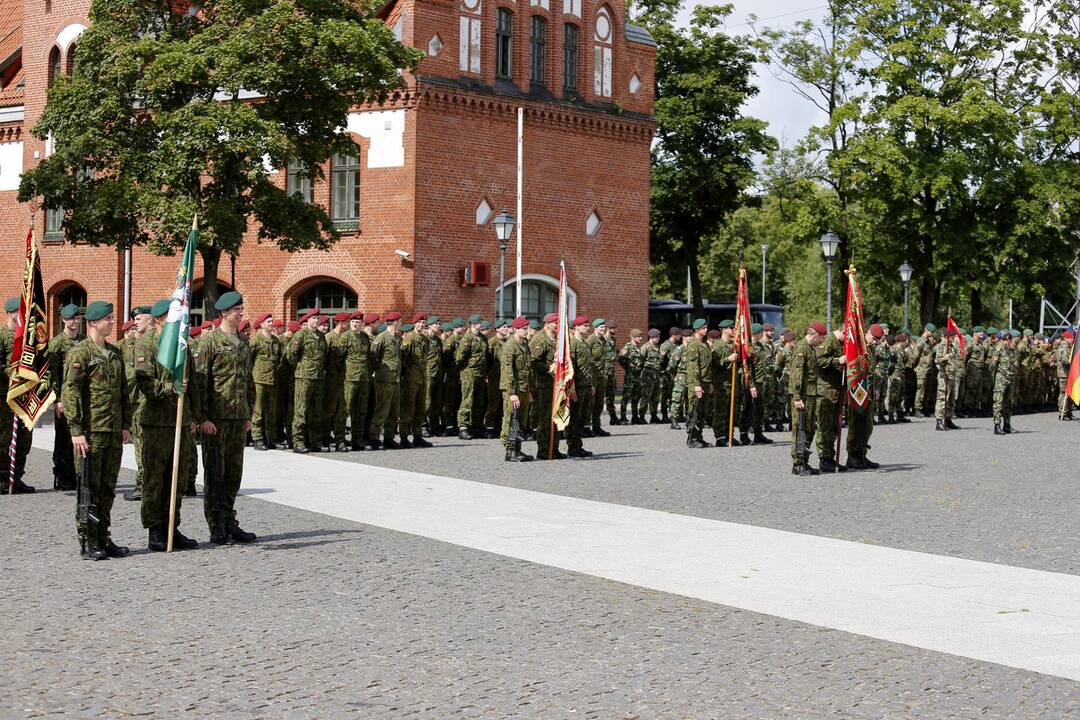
[0,0,655,333]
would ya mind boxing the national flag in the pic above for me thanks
[947,315,966,356]
[156,216,198,394]
[1067,335,1080,405]
[7,227,56,428]
[842,265,871,408]
[550,261,575,431]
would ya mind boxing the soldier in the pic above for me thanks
[846,324,883,470]
[684,319,711,448]
[530,312,564,459]
[603,320,620,424]
[337,312,371,450]
[710,320,742,446]
[872,328,891,425]
[585,319,612,436]
[618,329,645,423]
[193,292,256,544]
[567,316,593,458]
[501,317,533,462]
[323,312,351,449]
[249,312,281,451]
[134,298,199,551]
[1057,330,1074,420]
[963,326,986,418]
[667,330,689,429]
[369,312,403,449]
[815,328,847,473]
[62,301,132,559]
[287,309,327,453]
[184,324,203,498]
[640,329,663,423]
[423,317,443,437]
[276,321,297,447]
[749,323,771,444]
[440,318,465,434]
[913,323,937,416]
[0,299,33,493]
[455,314,487,439]
[49,303,83,491]
[399,316,432,448]
[658,327,681,424]
[991,330,1019,434]
[789,323,824,474]
[121,305,155,501]
[886,332,909,423]
[934,327,961,431]
[485,320,509,437]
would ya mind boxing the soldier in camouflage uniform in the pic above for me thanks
[134,298,199,552]
[121,305,153,501]
[667,329,689,429]
[683,319,711,448]
[530,313,563,459]
[322,312,352,449]
[885,332,909,423]
[440,319,465,434]
[193,291,256,545]
[1056,330,1074,420]
[274,320,294,446]
[846,324,883,470]
[913,324,937,416]
[62,301,132,560]
[338,312,373,450]
[421,318,443,437]
[604,321,620,424]
[658,327,681,424]
[586,319,612,436]
[501,317,533,461]
[933,328,961,430]
[749,324,771,444]
[640,329,663,423]
[773,330,795,431]
[49,303,83,491]
[814,328,847,472]
[398,317,432,448]
[0,298,35,494]
[618,330,646,423]
[249,312,281,451]
[287,309,327,453]
[455,315,487,439]
[788,323,825,475]
[566,317,594,458]
[485,320,509,437]
[991,330,1019,434]
[369,312,403,448]
[963,327,987,417]
[711,320,740,446]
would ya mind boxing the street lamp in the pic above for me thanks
[898,261,913,333]
[820,230,840,331]
[493,209,516,321]
[761,244,769,305]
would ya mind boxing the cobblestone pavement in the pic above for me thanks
[2,412,1078,718]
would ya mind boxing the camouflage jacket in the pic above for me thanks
[62,338,131,436]
[132,333,196,427]
[814,335,844,401]
[48,331,82,397]
[618,341,644,375]
[641,342,662,374]
[500,336,532,394]
[341,330,372,383]
[571,335,592,387]
[934,340,961,382]
[287,327,327,381]
[991,344,1018,383]
[455,330,487,374]
[670,342,687,380]
[370,328,402,384]
[324,330,348,380]
[250,331,282,385]
[529,330,557,385]
[684,338,711,389]
[194,330,255,421]
[788,338,819,401]
[400,330,428,385]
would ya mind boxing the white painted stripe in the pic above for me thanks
[33,428,1080,680]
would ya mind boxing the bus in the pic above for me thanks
[648,298,785,332]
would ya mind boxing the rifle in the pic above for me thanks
[685,395,700,447]
[76,451,100,555]
[508,404,520,448]
[796,407,808,472]
[202,430,229,538]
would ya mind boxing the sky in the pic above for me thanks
[678,0,830,148]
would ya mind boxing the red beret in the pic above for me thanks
[362,312,379,325]
[809,322,827,336]
[238,320,250,332]
[189,326,202,338]
[1065,331,1075,339]
[121,320,134,331]
[385,311,402,322]
[334,312,351,323]
[272,319,285,328]
[572,315,588,327]
[511,317,529,329]
[412,312,427,323]
[254,313,272,328]
[317,316,330,326]
[543,312,558,323]
[199,321,214,331]
[213,319,222,327]
[707,329,720,339]
[868,324,884,338]
[350,311,364,320]
[287,321,301,332]
[298,309,318,324]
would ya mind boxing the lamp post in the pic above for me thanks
[493,209,516,321]
[761,244,768,305]
[898,261,913,333]
[820,230,840,331]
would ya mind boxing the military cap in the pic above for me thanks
[239,319,251,332]
[972,325,984,333]
[924,323,936,333]
[762,323,774,332]
[334,312,351,323]
[1011,329,1021,338]
[121,320,134,332]
[630,328,643,339]
[692,318,707,330]
[255,312,272,328]
[3,298,19,313]
[402,323,414,333]
[782,331,796,342]
[131,305,152,318]
[84,300,113,322]
[200,321,214,331]
[607,319,619,329]
[529,319,541,330]
[751,323,763,334]
[1064,330,1075,339]
[494,319,508,329]
[385,311,402,322]
[1035,332,1045,340]
[680,328,693,337]
[707,329,720,339]
[59,303,81,319]
[896,331,909,340]
[440,322,452,331]
[272,319,285,328]
[1023,328,1033,336]
[869,324,884,338]
[480,320,491,330]
[647,328,660,337]
[987,326,998,334]
[377,323,387,333]
[467,313,482,324]
[591,318,606,328]
[809,321,827,336]
[148,298,170,318]
[189,325,202,338]
[452,318,465,328]
[573,316,589,327]
[298,308,317,324]
[511,317,529,329]
[364,312,380,325]
[214,291,243,311]
[287,321,301,332]
[718,319,734,329]
[543,313,558,324]
[669,326,681,336]
[427,315,440,324]
[880,322,890,330]
[317,315,330,326]
[213,318,222,327]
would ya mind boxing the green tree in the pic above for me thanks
[636,0,775,309]
[19,0,422,314]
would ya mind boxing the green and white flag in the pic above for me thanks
[156,216,198,394]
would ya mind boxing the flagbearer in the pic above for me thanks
[845,324,883,470]
[134,299,199,551]
[1056,330,1074,420]
[62,301,132,560]
[934,326,961,431]
[0,297,35,493]
[530,313,563,459]
[193,291,257,544]
[49,303,83,491]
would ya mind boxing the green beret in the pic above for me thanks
[4,298,19,313]
[131,305,151,318]
[401,323,414,333]
[440,322,452,331]
[881,322,890,329]
[972,325,984,333]
[59,303,81,320]
[751,323,763,334]
[1023,328,1033,336]
[692,319,707,330]
[924,323,936,333]
[427,315,440,324]
[480,320,491,330]
[494,319,508,329]
[529,319,540,330]
[150,298,171,318]
[377,323,387,333]
[1011,329,1021,338]
[1035,332,1045,340]
[214,291,243,311]
[452,318,465,328]
[591,318,606,328]
[465,314,481,324]
[718,319,734,329]
[84,300,113,322]
[986,326,998,334]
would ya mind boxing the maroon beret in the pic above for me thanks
[762,323,774,331]
[298,309,318,324]
[543,312,558,324]
[189,325,202,338]
[412,312,427,323]
[385,311,402,322]
[121,320,134,332]
[364,312,381,325]
[809,322,827,336]
[287,321,301,332]
[272,319,285,328]
[254,312,272,328]
[511,317,529,329]
[868,324,884,338]
[334,312,351,323]
[572,315,588,327]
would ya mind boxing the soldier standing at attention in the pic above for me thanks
[184,324,203,498]
[323,312,351,450]
[501,317,533,462]
[710,320,740,447]
[337,312,371,450]
[748,324,771,444]
[276,321,297,447]
[441,318,465,435]
[585,319,612,437]
[887,332,910,423]
[658,327,681,425]
[134,298,199,552]
[789,323,824,475]
[640,329,663,423]
[62,301,132,559]
[398,316,432,448]
[422,317,443,438]
[121,305,154,501]
[249,313,281,451]
[934,327,961,431]
[814,328,847,473]
[618,329,645,424]
[49,303,83,491]
[1056,330,1074,420]
[991,330,1019,434]
[193,291,256,545]
[567,316,594,458]
[846,324,883,470]
[668,329,690,429]
[913,324,937,416]
[530,312,563,459]
[683,319,711,448]
[369,312,403,449]
[287,309,326,453]
[485,320,509,437]
[455,315,487,440]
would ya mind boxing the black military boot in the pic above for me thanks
[846,454,866,470]
[593,426,611,437]
[727,435,740,447]
[148,527,167,552]
[661,411,670,424]
[568,446,593,458]
[877,413,888,425]
[935,419,946,431]
[670,420,682,430]
[184,481,198,498]
[229,526,257,543]
[10,478,35,494]
[412,435,433,448]
[172,529,199,550]
[650,414,663,424]
[739,432,751,446]
[1003,420,1013,434]
[861,453,880,470]
[210,525,234,545]
[714,435,728,447]
[253,440,268,451]
[104,539,130,558]
[514,442,534,462]
[398,437,413,449]
[293,445,310,454]
[382,434,400,450]
[752,429,773,445]
[818,458,846,473]
[632,415,647,425]
[84,540,108,561]
[687,435,711,449]
[945,418,959,430]
[458,427,472,440]
[994,422,1005,435]
[609,414,623,426]
[897,412,911,423]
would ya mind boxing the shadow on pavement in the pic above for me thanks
[874,463,925,473]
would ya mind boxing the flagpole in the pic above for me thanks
[7,417,16,494]
[165,364,186,553]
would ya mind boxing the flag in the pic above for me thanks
[7,227,56,428]
[550,261,574,431]
[946,315,966,356]
[842,265,871,408]
[156,216,198,394]
[733,265,753,361]
[1067,336,1080,405]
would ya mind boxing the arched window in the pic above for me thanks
[530,16,547,86]
[47,46,61,87]
[296,281,358,319]
[190,280,235,325]
[563,23,579,92]
[331,147,360,230]
[495,8,513,79]
[499,279,558,320]
[593,6,613,97]
[65,43,77,77]
[53,283,86,330]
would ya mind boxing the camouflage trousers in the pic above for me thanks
[790,398,818,464]
[1057,375,1072,416]
[398,378,426,439]
[0,409,32,484]
[457,370,482,428]
[752,384,768,431]
[370,380,401,437]
[442,374,460,430]
[426,372,443,432]
[591,376,607,430]
[485,373,502,430]
[934,374,957,421]
[815,395,840,461]
[886,375,905,412]
[567,388,590,451]
[500,390,531,450]
[131,409,143,492]
[339,378,369,446]
[685,391,708,443]
[578,384,594,434]
[669,375,687,421]
[323,373,344,445]
[139,423,191,530]
[277,377,293,444]
[251,382,276,443]
[711,382,740,442]
[845,404,875,460]
[52,412,76,489]
[202,419,246,531]
[534,382,561,455]
[74,432,123,549]
[964,368,983,411]
[605,372,617,417]
[660,372,675,419]
[620,371,641,418]
[640,370,660,418]
[993,376,1013,425]
[292,378,322,450]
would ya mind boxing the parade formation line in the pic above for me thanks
[32,427,1080,682]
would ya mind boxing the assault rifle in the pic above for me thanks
[685,397,700,447]
[76,452,100,555]
[796,407,809,474]
[508,405,521,448]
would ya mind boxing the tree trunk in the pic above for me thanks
[970,288,983,326]
[201,246,221,320]
[919,276,938,328]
